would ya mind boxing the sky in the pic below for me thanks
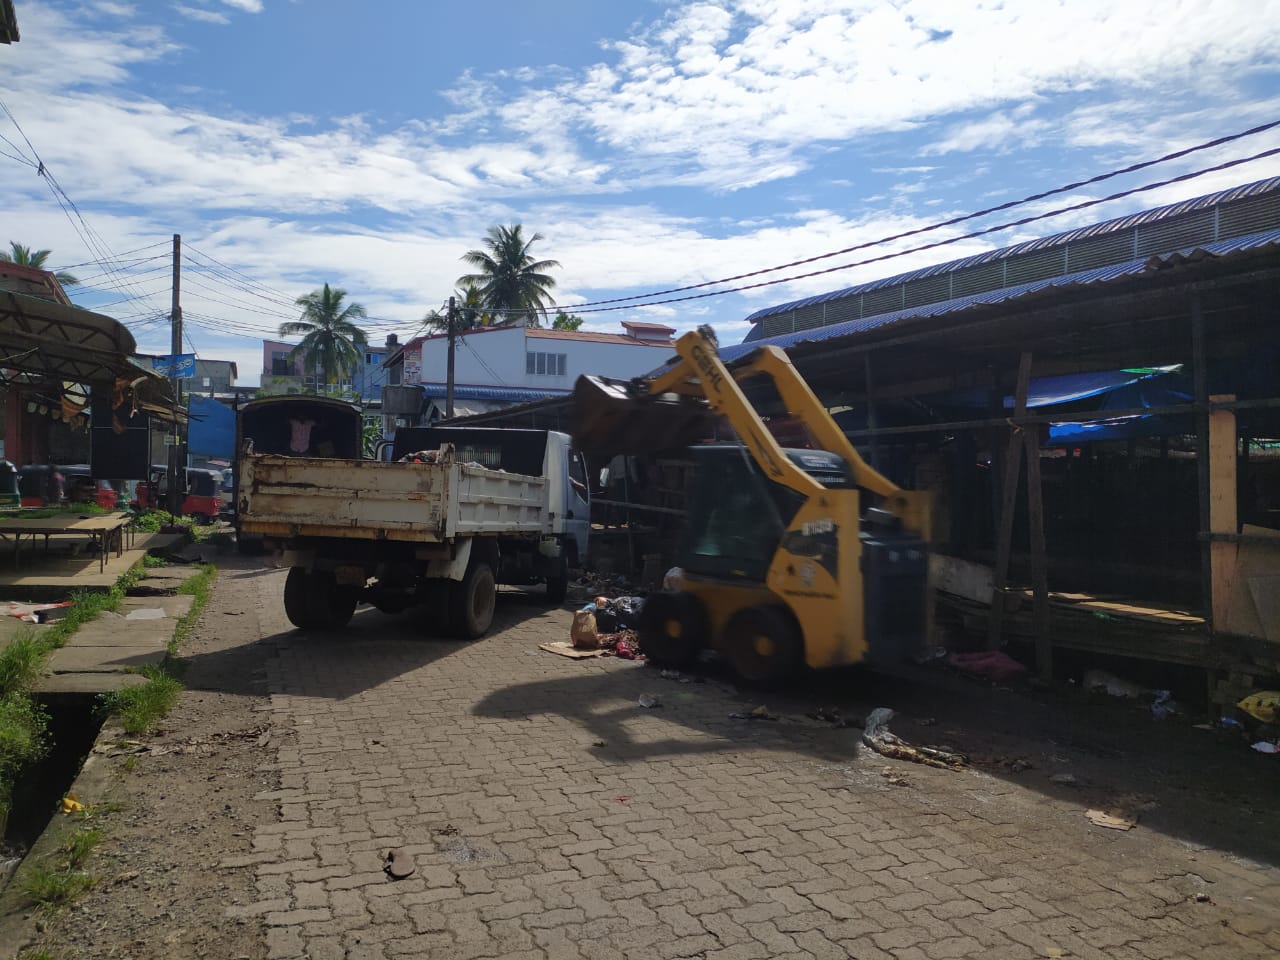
[2,0,1279,387]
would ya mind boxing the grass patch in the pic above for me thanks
[60,828,104,868]
[0,634,46,693]
[99,667,182,735]
[19,864,94,909]
[172,563,217,653]
[141,553,168,569]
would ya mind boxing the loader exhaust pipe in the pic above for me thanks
[570,375,712,458]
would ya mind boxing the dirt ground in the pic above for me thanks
[1,556,279,960]
[2,555,1279,958]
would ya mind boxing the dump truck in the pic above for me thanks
[236,406,591,638]
[572,325,932,685]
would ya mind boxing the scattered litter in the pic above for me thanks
[1150,690,1180,720]
[1049,773,1080,787]
[662,567,685,592]
[807,706,861,728]
[431,824,458,837]
[912,646,948,664]
[608,631,643,660]
[124,607,167,621]
[861,707,967,769]
[1004,758,1034,773]
[915,717,938,727]
[61,793,84,815]
[1219,717,1244,731]
[730,705,777,721]
[948,650,1028,683]
[2,600,73,623]
[571,609,600,649]
[540,640,607,660]
[384,848,416,879]
[1044,948,1068,959]
[880,768,910,787]
[610,796,629,804]
[659,669,691,682]
[1237,690,1280,724]
[112,871,140,885]
[591,740,607,748]
[574,572,639,599]
[1085,809,1137,831]
[638,694,662,709]
[1083,669,1147,699]
[1195,892,1212,903]
[1250,741,1280,754]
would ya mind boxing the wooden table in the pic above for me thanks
[0,512,133,574]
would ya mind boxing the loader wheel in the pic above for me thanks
[284,567,356,631]
[637,592,707,669]
[723,605,802,687]
[451,560,496,639]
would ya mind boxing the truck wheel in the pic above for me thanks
[723,605,802,687]
[451,561,496,639]
[637,592,707,669]
[284,567,356,631]
[545,556,569,604]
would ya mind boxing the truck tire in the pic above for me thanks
[451,560,496,639]
[545,558,569,604]
[723,605,802,687]
[284,567,357,631]
[637,591,707,669]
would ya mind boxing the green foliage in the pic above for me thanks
[173,563,217,651]
[20,864,94,908]
[0,695,49,821]
[457,224,560,327]
[0,634,46,695]
[1,241,79,286]
[142,553,168,568]
[552,312,583,331]
[60,828,104,867]
[100,666,182,735]
[363,417,384,458]
[279,283,368,388]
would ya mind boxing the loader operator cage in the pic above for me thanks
[682,445,853,583]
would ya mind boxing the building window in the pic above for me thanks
[526,351,567,376]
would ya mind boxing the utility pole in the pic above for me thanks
[446,295,457,419]
[166,233,182,515]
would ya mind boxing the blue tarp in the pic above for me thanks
[1047,373,1194,446]
[187,395,235,459]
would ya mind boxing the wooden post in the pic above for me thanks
[1208,395,1238,634]
[988,351,1033,649]
[1024,422,1051,678]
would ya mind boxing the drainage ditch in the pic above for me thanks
[0,693,105,891]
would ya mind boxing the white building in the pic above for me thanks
[385,321,676,422]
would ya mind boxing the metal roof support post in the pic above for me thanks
[1024,418,1051,679]
[987,351,1033,650]
[1192,297,1213,628]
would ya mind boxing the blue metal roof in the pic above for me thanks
[417,383,570,403]
[720,228,1280,362]
[744,176,1280,326]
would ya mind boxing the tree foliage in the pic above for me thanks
[278,283,368,391]
[1,241,79,286]
[552,312,584,331]
[457,224,560,327]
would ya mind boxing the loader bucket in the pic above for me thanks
[571,375,711,458]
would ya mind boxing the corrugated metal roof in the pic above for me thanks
[720,228,1280,362]
[416,383,570,402]
[744,176,1280,326]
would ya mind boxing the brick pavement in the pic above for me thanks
[234,571,1280,960]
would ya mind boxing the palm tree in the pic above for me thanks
[0,242,79,286]
[278,283,368,392]
[419,283,491,336]
[457,224,560,327]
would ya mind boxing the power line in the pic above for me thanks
[559,118,1280,311]
[571,143,1280,315]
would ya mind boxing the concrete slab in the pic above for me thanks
[44,644,167,673]
[0,545,154,600]
[33,671,149,693]
[119,594,195,618]
[57,614,170,649]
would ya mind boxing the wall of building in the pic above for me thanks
[412,327,673,390]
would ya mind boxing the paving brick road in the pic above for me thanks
[233,569,1280,960]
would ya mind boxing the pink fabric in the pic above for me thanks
[948,650,1028,683]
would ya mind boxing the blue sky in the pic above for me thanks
[3,0,1280,385]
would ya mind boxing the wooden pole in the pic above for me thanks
[1191,297,1213,627]
[988,351,1033,650]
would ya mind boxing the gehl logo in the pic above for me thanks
[690,344,724,393]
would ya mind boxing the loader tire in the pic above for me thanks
[724,605,802,687]
[637,591,707,669]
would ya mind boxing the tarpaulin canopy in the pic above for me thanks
[187,394,235,459]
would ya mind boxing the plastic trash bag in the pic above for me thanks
[1237,690,1280,724]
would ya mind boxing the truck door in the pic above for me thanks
[566,447,591,562]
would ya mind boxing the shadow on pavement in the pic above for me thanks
[474,653,1280,869]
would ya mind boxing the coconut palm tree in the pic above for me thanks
[419,283,490,335]
[0,242,79,286]
[278,283,368,392]
[457,224,560,327]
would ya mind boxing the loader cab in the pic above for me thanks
[682,445,852,582]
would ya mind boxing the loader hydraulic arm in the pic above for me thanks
[649,327,931,539]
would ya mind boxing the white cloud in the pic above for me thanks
[219,0,264,12]
[174,4,231,25]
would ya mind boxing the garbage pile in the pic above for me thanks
[571,595,646,659]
